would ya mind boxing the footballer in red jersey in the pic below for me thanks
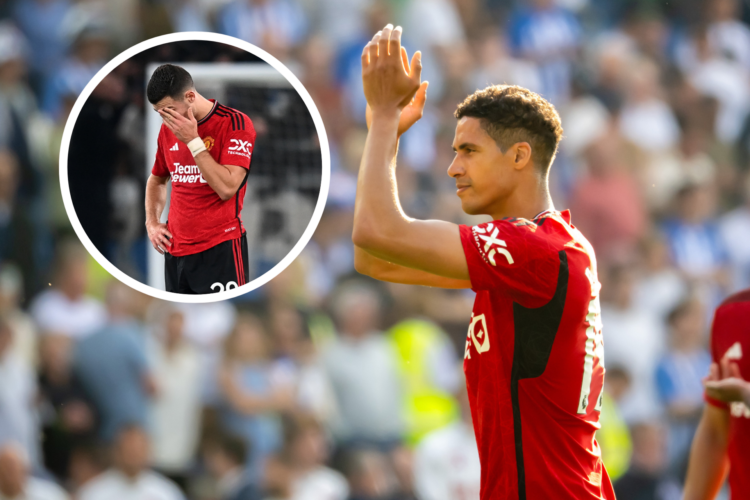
[352,25,615,499]
[684,289,750,500]
[145,64,255,294]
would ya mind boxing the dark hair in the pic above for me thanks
[146,64,194,104]
[455,85,563,173]
[205,432,248,466]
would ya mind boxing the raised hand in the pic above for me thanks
[159,106,200,144]
[366,46,429,137]
[703,355,750,405]
[362,24,423,115]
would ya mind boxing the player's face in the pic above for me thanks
[151,93,193,119]
[448,117,522,216]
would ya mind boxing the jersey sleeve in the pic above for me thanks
[218,116,257,170]
[151,126,169,177]
[459,220,559,302]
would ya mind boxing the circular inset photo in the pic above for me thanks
[60,33,329,302]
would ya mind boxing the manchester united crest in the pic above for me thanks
[203,136,215,151]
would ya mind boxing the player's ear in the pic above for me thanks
[512,142,532,170]
[185,89,195,104]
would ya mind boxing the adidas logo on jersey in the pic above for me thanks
[171,163,207,184]
[170,143,179,151]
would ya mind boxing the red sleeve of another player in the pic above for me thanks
[459,220,558,302]
[151,127,169,177]
[705,308,730,410]
[219,118,256,170]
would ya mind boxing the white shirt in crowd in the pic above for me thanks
[29,290,106,339]
[601,304,665,422]
[77,470,185,500]
[0,477,69,500]
[293,466,349,500]
[147,339,203,473]
[413,421,480,500]
[0,352,38,466]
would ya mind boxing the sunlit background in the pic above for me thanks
[0,0,749,499]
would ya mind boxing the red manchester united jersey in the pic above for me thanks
[459,209,615,500]
[151,100,256,256]
[705,289,750,498]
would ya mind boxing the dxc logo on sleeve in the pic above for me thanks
[228,139,252,157]
[473,223,514,266]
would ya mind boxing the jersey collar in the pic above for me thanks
[197,99,218,125]
[533,209,572,224]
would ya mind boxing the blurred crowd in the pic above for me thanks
[1,0,750,499]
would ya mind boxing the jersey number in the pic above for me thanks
[557,218,605,415]
[210,281,238,292]
[577,267,604,414]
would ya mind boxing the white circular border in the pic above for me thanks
[60,32,330,303]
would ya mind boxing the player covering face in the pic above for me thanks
[145,64,255,294]
[353,25,615,499]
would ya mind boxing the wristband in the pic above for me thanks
[187,137,207,157]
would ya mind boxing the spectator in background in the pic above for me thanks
[0,150,41,301]
[386,317,459,445]
[73,282,153,442]
[0,313,39,467]
[147,304,202,489]
[618,58,680,153]
[470,30,542,99]
[322,281,404,449]
[719,173,750,291]
[38,334,96,481]
[568,128,646,263]
[29,240,106,340]
[0,264,37,367]
[0,443,69,500]
[613,422,681,500]
[11,0,70,91]
[413,378,480,500]
[600,264,664,422]
[77,424,185,500]
[704,0,750,71]
[597,365,633,482]
[341,448,404,500]
[218,313,295,480]
[662,183,730,307]
[202,432,261,500]
[67,441,108,496]
[261,451,296,500]
[217,0,308,61]
[507,0,581,104]
[633,234,687,324]
[655,299,712,480]
[285,415,348,500]
[41,14,110,119]
[684,25,750,144]
[0,22,42,204]
[268,305,338,424]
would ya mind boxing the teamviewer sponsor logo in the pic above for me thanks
[171,163,207,184]
[228,139,252,158]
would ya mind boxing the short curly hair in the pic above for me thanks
[455,85,563,173]
[146,64,194,105]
